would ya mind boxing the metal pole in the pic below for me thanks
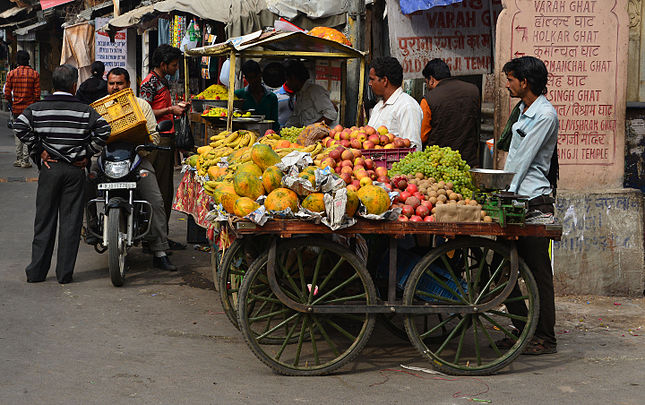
[356,56,365,126]
[226,50,236,132]
[346,0,366,127]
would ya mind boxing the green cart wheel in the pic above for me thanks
[237,237,377,376]
[403,237,539,376]
[217,237,271,329]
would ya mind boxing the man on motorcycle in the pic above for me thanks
[90,67,177,271]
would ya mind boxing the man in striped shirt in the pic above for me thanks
[5,50,40,168]
[14,64,111,284]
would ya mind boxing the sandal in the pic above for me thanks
[522,337,557,355]
[491,331,520,350]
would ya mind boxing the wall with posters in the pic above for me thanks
[387,0,503,79]
[95,17,127,76]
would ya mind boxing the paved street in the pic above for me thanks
[0,110,644,405]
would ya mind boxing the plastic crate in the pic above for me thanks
[360,148,413,169]
[191,98,243,113]
[91,88,148,144]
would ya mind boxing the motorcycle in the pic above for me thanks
[85,120,173,287]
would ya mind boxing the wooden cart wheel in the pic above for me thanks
[403,237,539,376]
[217,237,270,329]
[237,237,377,376]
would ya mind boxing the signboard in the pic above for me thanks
[95,17,127,74]
[387,0,503,79]
[40,0,74,10]
[496,0,629,189]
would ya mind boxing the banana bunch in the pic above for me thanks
[263,131,281,141]
[301,143,323,158]
[209,130,257,150]
[259,137,279,147]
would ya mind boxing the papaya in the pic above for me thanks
[301,193,325,213]
[303,166,317,175]
[251,143,281,171]
[265,188,299,212]
[233,197,260,217]
[233,172,265,200]
[345,189,359,217]
[228,146,248,162]
[235,161,263,178]
[220,192,240,214]
[356,185,390,215]
[262,166,284,194]
[208,166,226,180]
[187,154,199,167]
[212,183,236,204]
[298,171,316,188]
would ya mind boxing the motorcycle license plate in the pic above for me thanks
[98,182,137,190]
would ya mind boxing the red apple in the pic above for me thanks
[362,140,375,149]
[399,191,412,202]
[340,140,351,148]
[357,132,367,142]
[340,160,353,168]
[398,214,409,222]
[416,205,430,217]
[350,139,362,149]
[367,170,377,180]
[354,157,366,167]
[334,165,342,174]
[406,184,418,194]
[346,184,359,192]
[423,215,434,222]
[413,191,425,201]
[401,205,415,217]
[321,158,336,168]
[334,124,344,132]
[393,138,405,148]
[368,134,380,144]
[376,175,390,184]
[341,149,354,161]
[383,183,393,191]
[350,149,362,158]
[410,215,423,222]
[402,138,411,148]
[379,135,389,145]
[364,158,375,170]
[340,172,352,184]
[421,200,433,210]
[364,125,376,135]
[351,179,361,189]
[377,125,389,135]
[340,166,353,175]
[329,149,342,161]
[375,166,388,178]
[355,170,368,180]
[340,131,350,141]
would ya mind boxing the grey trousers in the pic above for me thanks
[137,159,170,252]
[26,161,85,283]
[148,136,174,232]
[14,113,28,163]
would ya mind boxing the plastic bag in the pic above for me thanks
[175,115,195,151]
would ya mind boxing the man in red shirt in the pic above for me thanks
[5,50,40,168]
[140,44,189,250]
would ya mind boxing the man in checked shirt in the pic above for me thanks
[5,50,40,168]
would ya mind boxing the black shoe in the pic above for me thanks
[153,255,177,271]
[168,239,187,250]
[143,242,172,255]
[58,276,74,284]
[27,278,46,283]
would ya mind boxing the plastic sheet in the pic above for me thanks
[399,0,464,15]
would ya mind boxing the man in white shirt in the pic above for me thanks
[367,57,423,150]
[284,59,337,127]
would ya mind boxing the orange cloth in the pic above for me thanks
[420,98,432,144]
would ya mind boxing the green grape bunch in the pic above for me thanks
[279,126,305,143]
[389,145,475,198]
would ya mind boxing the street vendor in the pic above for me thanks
[234,60,280,132]
[499,56,559,356]
[367,57,423,151]
[283,59,337,127]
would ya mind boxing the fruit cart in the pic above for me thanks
[183,30,367,137]
[216,217,561,376]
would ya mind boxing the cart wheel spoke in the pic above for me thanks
[404,237,539,376]
[237,238,375,376]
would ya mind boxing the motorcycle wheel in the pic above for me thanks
[107,208,127,287]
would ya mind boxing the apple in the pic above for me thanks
[386,133,395,143]
[413,191,425,201]
[377,125,389,136]
[335,165,342,174]
[350,139,362,149]
[410,215,423,222]
[353,164,365,172]
[423,216,434,222]
[329,149,342,161]
[406,184,418,194]
[376,175,390,184]
[416,205,430,217]
[350,130,361,139]
[393,138,405,148]
[402,138,411,148]
[360,177,373,187]
[346,184,359,192]
[399,191,412,202]
[328,129,336,138]
[341,166,353,175]
[350,126,358,131]
[264,129,276,136]
[351,179,361,189]
[362,140,375,149]
[355,170,368,180]
[401,205,415,217]
[379,135,390,145]
[374,145,383,149]
[334,133,341,141]
[368,134,380,144]
[367,170,377,180]
[340,140,351,148]
[405,196,421,209]
[395,178,408,190]
[334,124,344,132]
[350,149,361,158]
[341,149,354,161]
[340,160,353,169]
[321,157,336,168]
[398,214,409,222]
[375,166,388,178]
[340,131,350,141]
[383,183,393,191]
[384,143,395,149]
[357,132,367,142]
[364,158,375,170]
[354,157,366,167]
[421,200,433,210]
[364,125,376,135]
[340,172,353,184]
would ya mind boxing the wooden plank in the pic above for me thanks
[230,219,562,240]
